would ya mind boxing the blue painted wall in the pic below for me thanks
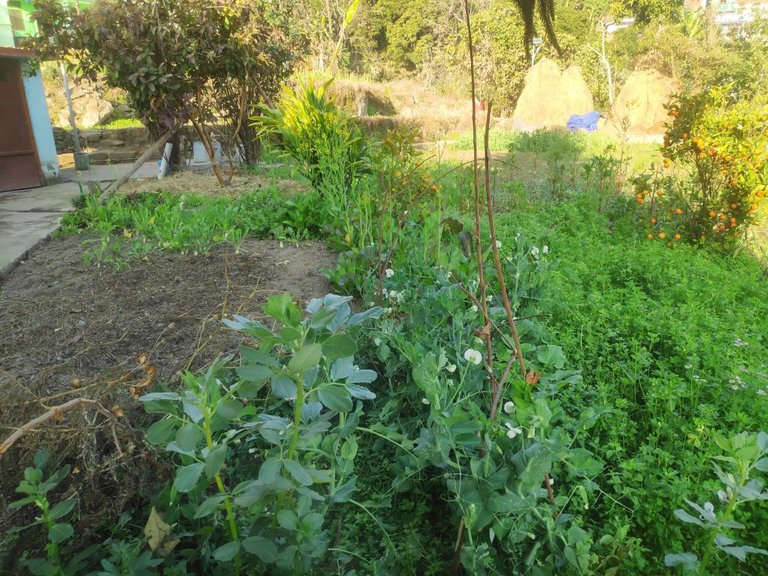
[23,68,59,179]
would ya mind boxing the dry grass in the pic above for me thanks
[118,169,310,197]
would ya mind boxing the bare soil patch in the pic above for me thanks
[119,170,310,197]
[0,235,335,553]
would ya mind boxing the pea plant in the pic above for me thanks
[665,431,768,574]
[139,293,382,574]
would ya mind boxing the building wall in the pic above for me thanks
[1,0,59,182]
[23,68,58,178]
[0,1,14,46]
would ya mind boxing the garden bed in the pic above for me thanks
[0,235,334,542]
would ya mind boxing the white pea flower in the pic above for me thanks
[474,337,484,345]
[503,401,515,414]
[446,363,457,373]
[758,389,767,396]
[464,349,483,365]
[385,268,395,278]
[374,337,382,346]
[422,397,430,405]
[495,240,502,248]
[486,295,493,302]
[542,245,549,254]
[505,423,522,439]
[547,477,555,486]
[530,246,540,257]
[470,304,478,313]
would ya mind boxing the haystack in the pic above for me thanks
[512,58,594,130]
[561,66,594,116]
[613,69,677,134]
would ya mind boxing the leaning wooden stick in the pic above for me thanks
[0,398,125,457]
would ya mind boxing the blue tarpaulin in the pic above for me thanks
[567,111,601,133]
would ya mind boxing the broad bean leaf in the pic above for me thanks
[174,463,204,493]
[318,385,353,412]
[242,536,278,563]
[289,344,322,374]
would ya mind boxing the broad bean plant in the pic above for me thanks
[140,293,381,574]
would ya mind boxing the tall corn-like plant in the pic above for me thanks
[254,78,370,194]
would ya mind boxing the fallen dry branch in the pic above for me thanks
[0,398,127,458]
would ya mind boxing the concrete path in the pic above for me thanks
[59,162,159,184]
[0,182,83,278]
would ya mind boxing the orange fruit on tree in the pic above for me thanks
[709,210,716,218]
[730,203,737,210]
[675,208,683,215]
[658,232,666,239]
[674,234,681,240]
[647,233,654,240]
[718,214,726,221]
[651,218,657,225]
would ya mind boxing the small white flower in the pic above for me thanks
[503,401,515,414]
[474,336,484,345]
[547,477,555,486]
[464,349,483,365]
[422,397,430,405]
[446,363,457,373]
[495,240,502,248]
[368,301,375,307]
[384,307,393,314]
[758,389,767,396]
[486,295,493,302]
[731,385,739,390]
[685,363,693,370]
[385,268,395,278]
[470,304,478,313]
[374,337,382,346]
[530,246,540,257]
[505,423,522,439]
[542,245,549,254]
[388,290,398,299]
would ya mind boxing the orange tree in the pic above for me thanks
[640,85,768,249]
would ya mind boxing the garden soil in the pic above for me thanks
[0,235,335,558]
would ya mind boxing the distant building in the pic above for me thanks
[683,0,768,33]
[604,18,637,34]
[0,0,58,191]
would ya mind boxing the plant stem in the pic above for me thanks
[204,412,241,576]
[287,373,304,461]
[40,498,65,576]
[699,484,743,575]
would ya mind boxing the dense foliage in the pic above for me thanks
[7,77,768,575]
